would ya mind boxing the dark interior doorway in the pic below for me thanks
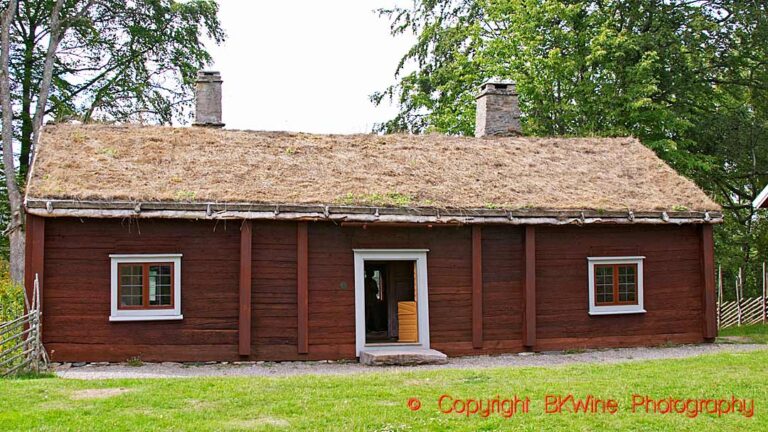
[364,260,417,344]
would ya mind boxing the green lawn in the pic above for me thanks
[1,350,766,431]
[720,323,768,344]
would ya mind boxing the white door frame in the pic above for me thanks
[353,249,430,356]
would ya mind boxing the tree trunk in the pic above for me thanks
[9,222,24,282]
[29,0,66,156]
[1,0,22,284]
[19,32,36,181]
[9,0,67,284]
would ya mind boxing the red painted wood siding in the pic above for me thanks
[522,226,536,348]
[24,215,45,312]
[700,225,717,339]
[38,219,708,362]
[238,221,253,356]
[480,226,524,355]
[297,223,309,354]
[534,225,706,350]
[43,218,240,362]
[472,226,483,349]
[250,222,298,360]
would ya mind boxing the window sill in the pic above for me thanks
[588,309,646,316]
[109,315,183,322]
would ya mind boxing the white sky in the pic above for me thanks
[205,1,414,134]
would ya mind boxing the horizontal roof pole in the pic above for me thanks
[25,198,721,226]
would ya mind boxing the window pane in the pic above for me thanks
[618,265,637,303]
[149,264,173,306]
[595,266,613,304]
[119,265,143,307]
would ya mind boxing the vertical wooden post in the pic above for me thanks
[717,265,722,329]
[763,262,767,323]
[736,267,743,326]
[297,222,309,354]
[24,215,45,313]
[472,225,483,349]
[700,225,716,339]
[523,226,536,348]
[238,220,253,356]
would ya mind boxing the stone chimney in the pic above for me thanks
[192,71,224,128]
[475,79,520,137]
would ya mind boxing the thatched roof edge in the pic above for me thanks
[25,198,721,225]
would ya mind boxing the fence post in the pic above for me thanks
[736,268,743,326]
[763,262,767,324]
[717,265,722,328]
[1,273,47,376]
[33,275,40,373]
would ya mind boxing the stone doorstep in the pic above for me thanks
[359,348,448,366]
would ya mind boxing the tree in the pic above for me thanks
[1,0,23,283]
[0,0,224,282]
[375,0,768,297]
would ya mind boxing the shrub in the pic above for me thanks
[0,260,24,323]
[0,260,27,377]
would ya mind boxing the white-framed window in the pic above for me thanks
[587,256,646,316]
[109,254,183,322]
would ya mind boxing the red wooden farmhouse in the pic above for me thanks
[23,72,720,363]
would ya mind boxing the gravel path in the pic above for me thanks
[54,343,766,380]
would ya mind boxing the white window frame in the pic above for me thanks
[353,249,431,356]
[587,256,646,316]
[109,254,183,322]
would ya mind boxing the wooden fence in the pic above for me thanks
[0,274,47,376]
[718,297,766,328]
[717,265,768,329]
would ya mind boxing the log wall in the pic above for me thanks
[42,218,241,361]
[33,217,708,362]
[535,225,705,349]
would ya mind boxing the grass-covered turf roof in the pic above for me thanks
[26,123,719,213]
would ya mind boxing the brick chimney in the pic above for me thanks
[192,71,224,128]
[475,79,520,137]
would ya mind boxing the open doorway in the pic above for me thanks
[354,249,430,356]
[364,260,417,344]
